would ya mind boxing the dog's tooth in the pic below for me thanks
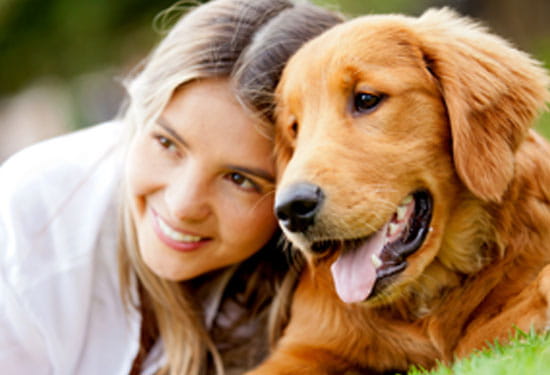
[388,222,400,236]
[401,195,413,205]
[371,254,383,269]
[396,205,407,221]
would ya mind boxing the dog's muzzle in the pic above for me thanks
[275,182,325,233]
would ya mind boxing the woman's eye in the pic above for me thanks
[155,135,178,153]
[227,172,258,191]
[353,92,383,114]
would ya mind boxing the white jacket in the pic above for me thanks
[0,122,145,374]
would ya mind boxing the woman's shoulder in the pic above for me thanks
[0,120,124,285]
[0,122,140,373]
[0,121,123,211]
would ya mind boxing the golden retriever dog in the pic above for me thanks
[248,8,550,375]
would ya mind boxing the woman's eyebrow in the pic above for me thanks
[228,165,275,183]
[156,117,188,147]
[156,117,274,183]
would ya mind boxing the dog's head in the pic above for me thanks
[274,9,549,306]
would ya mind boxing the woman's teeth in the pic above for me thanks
[158,217,203,242]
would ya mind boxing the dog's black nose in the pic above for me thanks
[275,182,324,232]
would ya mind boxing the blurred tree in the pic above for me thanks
[434,0,550,53]
[314,0,550,68]
[0,0,200,96]
[313,0,431,15]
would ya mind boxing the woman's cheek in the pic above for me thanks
[125,135,159,200]
[245,194,278,236]
[221,189,273,232]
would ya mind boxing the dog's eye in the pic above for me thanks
[353,92,383,114]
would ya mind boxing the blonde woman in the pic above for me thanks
[0,0,342,374]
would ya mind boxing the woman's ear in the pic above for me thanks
[416,8,549,202]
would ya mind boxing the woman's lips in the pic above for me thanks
[151,209,211,252]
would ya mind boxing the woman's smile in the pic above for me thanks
[151,208,212,252]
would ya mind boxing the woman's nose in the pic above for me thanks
[164,167,212,222]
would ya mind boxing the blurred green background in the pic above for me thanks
[1,0,549,160]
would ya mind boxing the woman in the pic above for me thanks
[0,0,342,374]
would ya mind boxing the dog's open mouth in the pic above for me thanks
[316,190,432,304]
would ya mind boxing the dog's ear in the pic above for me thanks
[416,8,549,202]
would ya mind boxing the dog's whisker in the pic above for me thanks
[246,189,275,216]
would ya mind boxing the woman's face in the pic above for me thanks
[126,78,278,281]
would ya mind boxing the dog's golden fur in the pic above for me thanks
[248,8,550,374]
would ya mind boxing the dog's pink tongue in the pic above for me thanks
[330,223,387,303]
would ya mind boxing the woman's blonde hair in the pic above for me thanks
[118,1,343,374]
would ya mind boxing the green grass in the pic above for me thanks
[406,329,550,375]
[535,111,550,140]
